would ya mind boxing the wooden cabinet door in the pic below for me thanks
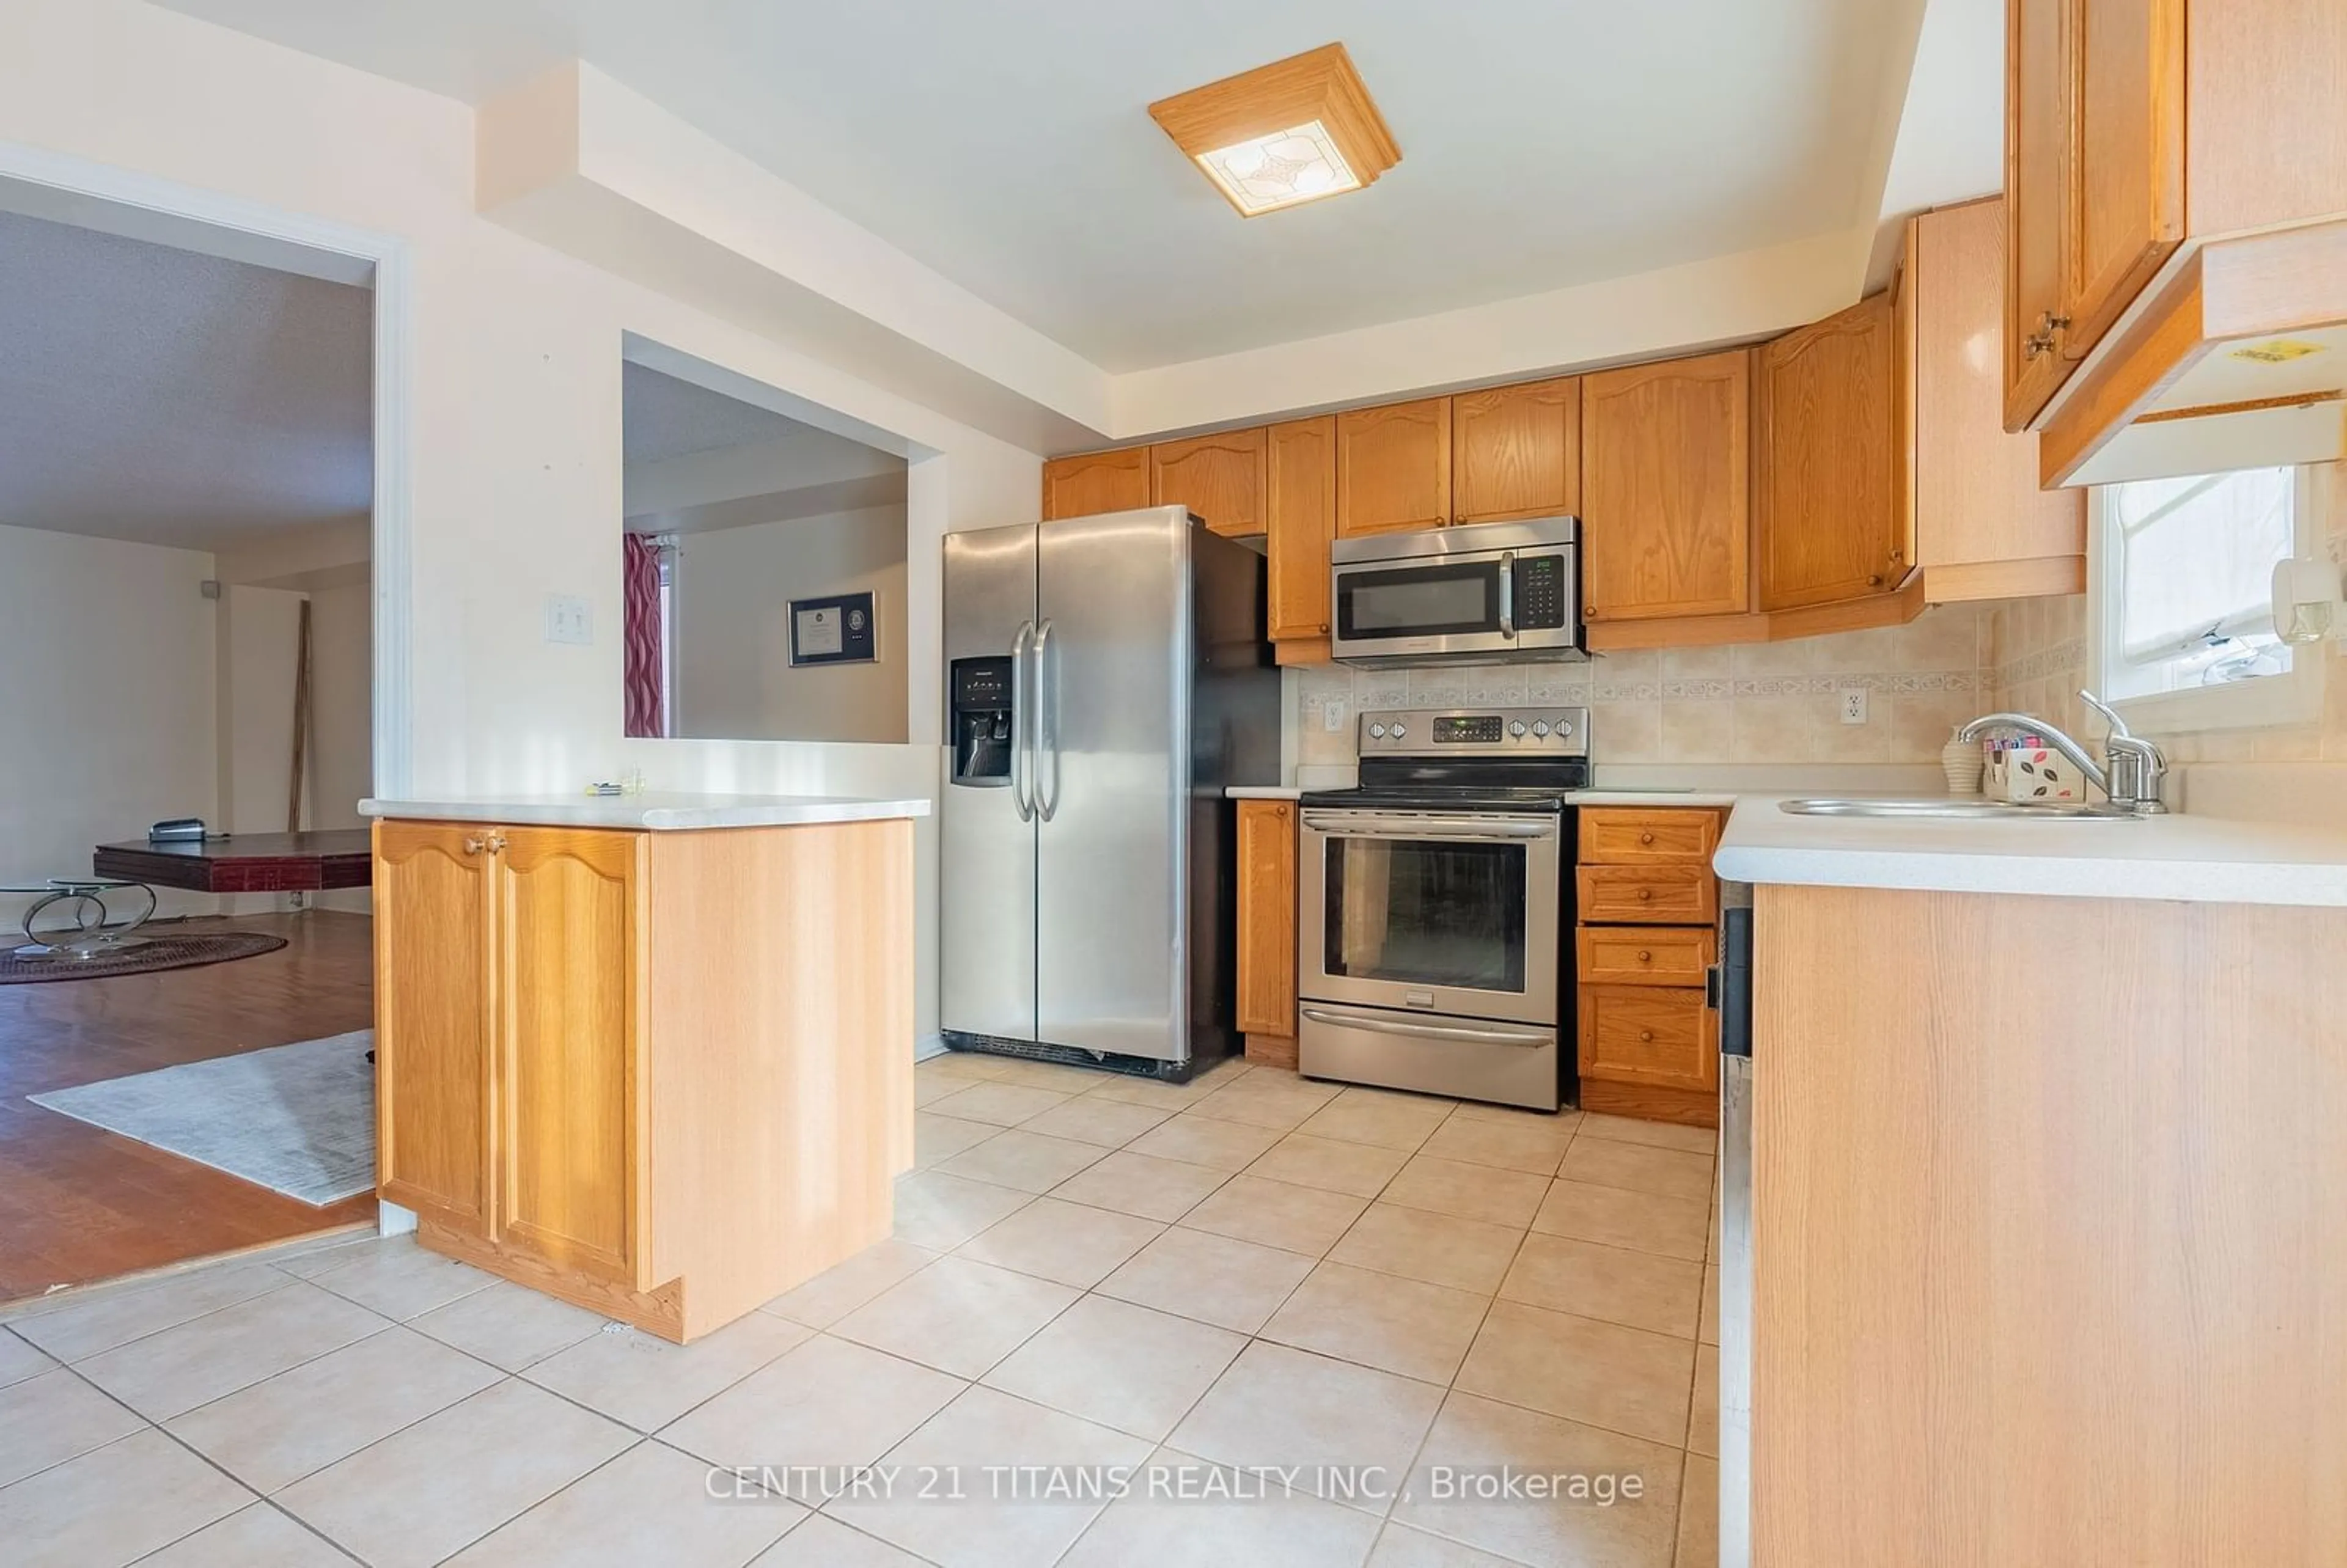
[1234,799,1298,1037]
[491,827,646,1285]
[1578,986,1716,1093]
[1266,417,1336,643]
[1335,398,1452,537]
[2061,0,2185,364]
[1452,376,1581,523]
[1579,350,1752,622]
[1756,293,1903,610]
[1041,448,1149,521]
[1151,430,1266,537]
[2005,0,2073,429]
[373,821,494,1234]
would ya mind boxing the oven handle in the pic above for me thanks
[1299,811,1557,841]
[1301,1008,1555,1047]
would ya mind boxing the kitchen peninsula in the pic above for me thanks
[358,791,929,1343]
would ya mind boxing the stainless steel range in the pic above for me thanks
[1296,705,1590,1111]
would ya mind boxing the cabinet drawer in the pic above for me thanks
[1576,865,1718,925]
[1578,985,1714,1090]
[1578,925,1714,987]
[1578,808,1720,865]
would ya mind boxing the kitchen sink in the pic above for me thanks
[1778,797,2137,820]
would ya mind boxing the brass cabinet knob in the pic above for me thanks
[462,835,487,855]
[1637,950,1653,963]
[1868,574,1886,587]
[1638,832,1655,845]
[1639,1029,1655,1042]
[1636,888,1653,901]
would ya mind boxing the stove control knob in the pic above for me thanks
[1532,721,1551,738]
[1389,720,1408,739]
[1509,720,1528,737]
[1368,723,1387,740]
[1554,720,1573,736]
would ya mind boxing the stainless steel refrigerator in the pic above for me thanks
[941,505,1278,1079]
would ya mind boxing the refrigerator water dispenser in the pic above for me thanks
[949,656,1015,785]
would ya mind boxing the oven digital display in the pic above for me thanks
[1434,716,1504,744]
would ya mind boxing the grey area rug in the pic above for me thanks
[29,1030,376,1206]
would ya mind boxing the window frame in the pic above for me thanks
[2089,464,2326,734]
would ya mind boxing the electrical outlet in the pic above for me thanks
[1323,697,1348,732]
[1840,688,1868,725]
[544,594,593,646]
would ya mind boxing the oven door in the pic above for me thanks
[1298,808,1561,1025]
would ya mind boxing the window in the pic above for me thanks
[2092,465,2322,730]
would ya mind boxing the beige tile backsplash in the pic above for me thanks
[1293,603,1997,769]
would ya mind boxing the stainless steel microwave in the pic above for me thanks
[1328,516,1584,666]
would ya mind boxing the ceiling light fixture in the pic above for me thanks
[1148,43,1400,218]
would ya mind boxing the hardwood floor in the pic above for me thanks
[0,909,376,1302]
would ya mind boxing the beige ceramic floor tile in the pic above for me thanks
[1395,1393,1682,1568]
[1499,1232,1704,1339]
[1178,1174,1368,1256]
[1260,1261,1491,1385]
[1016,1095,1174,1149]
[759,1242,936,1330]
[73,1281,388,1421]
[1418,1112,1574,1176]
[982,1295,1245,1442]
[1688,1343,1719,1459]
[1061,1445,1383,1566]
[936,1129,1107,1193]
[914,1074,966,1108]
[1047,1149,1230,1222]
[1532,1178,1711,1262]
[0,1367,144,1489]
[1328,1203,1526,1295]
[0,1328,53,1389]
[1366,1521,1524,1565]
[1576,1113,1719,1156]
[914,1112,1001,1168]
[953,1197,1163,1288]
[1128,1114,1287,1171]
[982,1057,1121,1093]
[167,1324,501,1492]
[1184,1072,1343,1130]
[1455,1299,1695,1446]
[1246,1132,1411,1198]
[447,1438,804,1566]
[1700,1264,1721,1347]
[0,1428,252,1568]
[274,1380,632,1568]
[524,1311,812,1432]
[891,1171,1035,1250]
[663,1334,964,1493]
[1677,1454,1720,1568]
[1295,1087,1453,1152]
[831,1257,1077,1379]
[922,1081,1072,1127]
[826,1385,1150,1567]
[298,1237,498,1321]
[410,1280,612,1371]
[1082,1062,1247,1110]
[1169,1342,1442,1512]
[1096,1226,1314,1334]
[919,1051,1015,1082]
[1558,1139,1714,1203]
[1380,1154,1550,1228]
[1447,1099,1581,1130]
[751,1514,933,1566]
[139,1501,353,1566]
[9,1262,291,1362]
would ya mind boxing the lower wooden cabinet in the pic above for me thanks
[1234,798,1299,1061]
[1573,807,1722,1127]
[373,815,915,1341]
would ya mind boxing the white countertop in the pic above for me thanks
[360,791,931,830]
[1715,794,2347,907]
[1227,786,1306,800]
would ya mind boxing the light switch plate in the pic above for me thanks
[1840,688,1868,725]
[544,594,592,646]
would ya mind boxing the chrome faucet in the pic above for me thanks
[1956,691,2169,815]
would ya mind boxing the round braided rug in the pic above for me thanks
[0,931,287,985]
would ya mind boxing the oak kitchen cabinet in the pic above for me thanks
[1755,293,1903,612]
[373,813,916,1342]
[1335,397,1452,537]
[1233,798,1299,1063]
[1265,417,1337,656]
[1451,375,1581,524]
[1149,428,1267,538]
[1041,446,1150,520]
[1573,807,1722,1128]
[1579,350,1753,625]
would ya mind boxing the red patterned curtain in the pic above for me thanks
[622,533,665,738]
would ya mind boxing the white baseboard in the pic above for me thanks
[913,1033,947,1062]
[376,1201,417,1237]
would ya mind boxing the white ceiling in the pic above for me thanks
[623,363,908,535]
[622,361,805,465]
[156,0,1920,373]
[0,209,372,552]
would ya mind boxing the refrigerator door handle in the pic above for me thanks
[1034,617,1062,822]
[1009,620,1036,822]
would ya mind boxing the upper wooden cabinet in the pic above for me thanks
[1452,376,1581,524]
[1266,417,1336,645]
[1335,398,1452,537]
[1755,293,1902,612]
[1041,447,1150,520]
[2004,0,2073,429]
[1580,350,1752,623]
[1150,429,1267,537]
[2063,0,2186,363]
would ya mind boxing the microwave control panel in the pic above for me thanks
[1513,554,1570,631]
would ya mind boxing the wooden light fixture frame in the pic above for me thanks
[1148,43,1401,217]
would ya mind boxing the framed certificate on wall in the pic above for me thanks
[789,591,878,665]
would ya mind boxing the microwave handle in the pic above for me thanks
[1498,551,1516,640]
